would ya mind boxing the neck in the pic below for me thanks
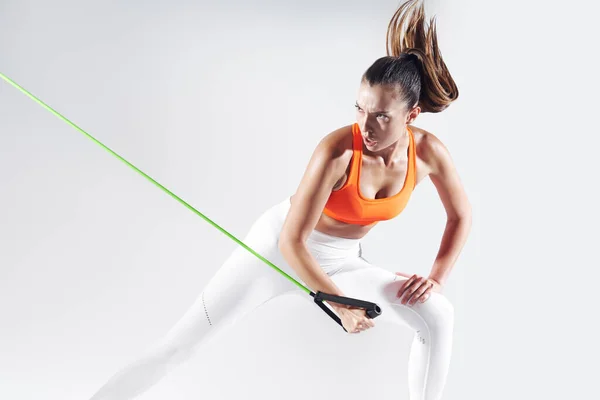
[365,126,409,167]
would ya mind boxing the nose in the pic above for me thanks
[357,116,372,136]
[357,112,379,135]
[359,123,374,138]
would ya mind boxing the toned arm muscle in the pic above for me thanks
[278,128,351,300]
[424,133,472,285]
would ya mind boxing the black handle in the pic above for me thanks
[311,291,382,332]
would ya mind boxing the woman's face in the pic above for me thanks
[355,81,420,151]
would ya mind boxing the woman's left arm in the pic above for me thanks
[397,133,472,305]
[425,135,472,286]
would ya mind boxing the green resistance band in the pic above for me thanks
[0,71,381,332]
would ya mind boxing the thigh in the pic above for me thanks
[161,204,300,346]
[202,239,298,324]
[330,261,452,330]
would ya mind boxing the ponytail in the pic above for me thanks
[363,0,459,113]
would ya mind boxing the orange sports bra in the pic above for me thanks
[322,123,416,226]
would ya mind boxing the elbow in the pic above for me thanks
[278,236,289,255]
[457,209,472,224]
[451,209,472,233]
[463,207,473,226]
[450,213,471,228]
[449,202,472,225]
[278,232,303,256]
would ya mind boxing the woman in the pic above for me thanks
[89,1,471,399]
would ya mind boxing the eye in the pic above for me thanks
[354,104,363,112]
[377,114,389,120]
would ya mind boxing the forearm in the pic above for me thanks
[279,239,347,309]
[428,215,472,285]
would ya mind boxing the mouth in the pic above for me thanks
[363,136,377,146]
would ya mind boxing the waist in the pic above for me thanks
[258,197,363,264]
[273,196,364,247]
[284,194,375,240]
[307,227,361,251]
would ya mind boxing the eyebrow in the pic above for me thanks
[355,101,390,114]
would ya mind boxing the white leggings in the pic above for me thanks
[89,198,454,400]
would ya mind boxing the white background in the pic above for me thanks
[1,0,598,399]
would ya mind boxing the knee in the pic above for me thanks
[417,292,454,330]
[433,292,454,315]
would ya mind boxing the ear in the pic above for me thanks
[406,106,421,124]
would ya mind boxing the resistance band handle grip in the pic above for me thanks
[311,291,382,332]
[314,291,382,318]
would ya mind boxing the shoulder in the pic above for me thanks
[319,124,354,155]
[285,124,356,219]
[409,124,453,177]
[312,124,354,165]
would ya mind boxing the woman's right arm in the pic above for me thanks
[278,127,351,309]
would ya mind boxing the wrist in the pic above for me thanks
[329,301,349,312]
[428,276,444,286]
[325,294,350,312]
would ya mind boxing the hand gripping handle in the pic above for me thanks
[311,291,382,332]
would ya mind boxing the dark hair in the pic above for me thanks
[362,0,459,113]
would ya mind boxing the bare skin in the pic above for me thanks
[279,82,471,334]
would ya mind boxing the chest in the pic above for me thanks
[358,156,409,200]
[333,155,411,200]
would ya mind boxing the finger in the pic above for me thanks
[399,276,420,302]
[419,283,434,303]
[400,284,414,303]
[399,273,417,289]
[398,274,418,297]
[410,280,431,304]
[409,282,430,305]
[359,321,372,330]
[402,278,426,304]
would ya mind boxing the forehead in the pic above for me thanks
[357,82,402,110]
